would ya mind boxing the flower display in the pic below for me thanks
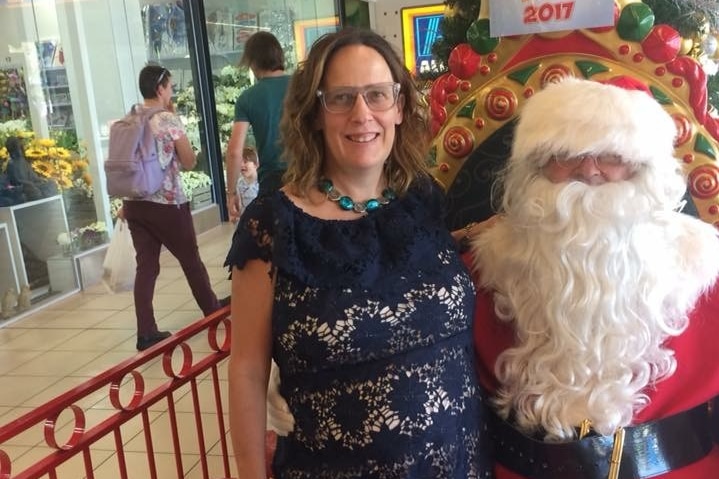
[57,221,108,255]
[176,65,250,152]
[0,119,29,146]
[0,129,93,198]
[110,197,123,220]
[180,170,211,199]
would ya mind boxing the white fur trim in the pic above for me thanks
[512,77,678,172]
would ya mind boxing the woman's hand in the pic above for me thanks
[452,215,500,251]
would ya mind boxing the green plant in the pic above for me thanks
[176,64,251,153]
[50,129,79,152]
[0,119,29,147]
[179,170,211,200]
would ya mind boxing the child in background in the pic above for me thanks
[234,147,259,220]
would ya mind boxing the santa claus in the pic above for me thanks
[471,77,719,478]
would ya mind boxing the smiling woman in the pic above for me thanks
[224,27,493,479]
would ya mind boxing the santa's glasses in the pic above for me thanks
[549,153,624,170]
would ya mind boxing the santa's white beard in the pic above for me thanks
[472,174,719,441]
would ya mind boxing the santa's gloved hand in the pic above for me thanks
[267,360,295,436]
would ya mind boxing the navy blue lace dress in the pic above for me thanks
[225,180,492,479]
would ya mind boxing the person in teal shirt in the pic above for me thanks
[226,31,291,222]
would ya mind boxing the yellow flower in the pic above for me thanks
[17,131,34,139]
[32,160,55,178]
[0,147,7,160]
[36,138,56,148]
[55,159,74,176]
[56,176,73,189]
[25,148,46,159]
[73,159,88,170]
[53,148,71,159]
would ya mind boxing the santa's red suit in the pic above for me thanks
[471,280,719,478]
[464,77,719,479]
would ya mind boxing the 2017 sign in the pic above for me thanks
[489,0,613,37]
[524,2,575,24]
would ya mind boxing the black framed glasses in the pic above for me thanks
[316,82,400,113]
[155,69,168,87]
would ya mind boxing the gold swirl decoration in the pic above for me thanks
[485,87,518,120]
[540,64,573,86]
[443,126,475,158]
[672,113,693,146]
[688,164,719,200]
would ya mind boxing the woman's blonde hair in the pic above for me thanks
[280,27,431,197]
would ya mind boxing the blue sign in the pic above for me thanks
[401,5,445,76]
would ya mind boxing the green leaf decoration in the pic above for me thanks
[508,65,540,85]
[575,60,609,79]
[695,133,716,159]
[649,85,673,105]
[458,99,477,119]
[426,145,438,167]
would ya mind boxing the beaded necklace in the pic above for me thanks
[318,178,397,214]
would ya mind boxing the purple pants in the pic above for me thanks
[123,200,219,337]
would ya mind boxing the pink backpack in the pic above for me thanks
[105,105,166,198]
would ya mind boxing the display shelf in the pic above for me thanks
[74,244,108,290]
[0,195,74,294]
[0,223,20,298]
[39,65,75,134]
[46,255,78,294]
[42,244,105,294]
[190,185,212,210]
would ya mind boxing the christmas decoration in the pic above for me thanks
[426,0,719,230]
[430,0,719,111]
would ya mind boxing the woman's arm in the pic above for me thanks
[228,259,274,478]
[174,134,197,171]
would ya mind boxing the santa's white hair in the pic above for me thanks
[471,77,719,440]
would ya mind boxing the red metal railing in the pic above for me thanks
[0,307,233,479]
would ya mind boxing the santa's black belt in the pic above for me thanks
[490,401,714,479]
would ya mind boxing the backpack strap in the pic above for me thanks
[134,105,182,197]
[130,104,169,165]
[130,104,166,122]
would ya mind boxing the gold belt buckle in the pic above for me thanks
[579,419,592,439]
[577,420,625,479]
[607,427,626,479]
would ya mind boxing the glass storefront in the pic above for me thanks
[0,0,346,318]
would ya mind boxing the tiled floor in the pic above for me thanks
[0,222,237,479]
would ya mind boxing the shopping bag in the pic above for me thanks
[102,219,136,293]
